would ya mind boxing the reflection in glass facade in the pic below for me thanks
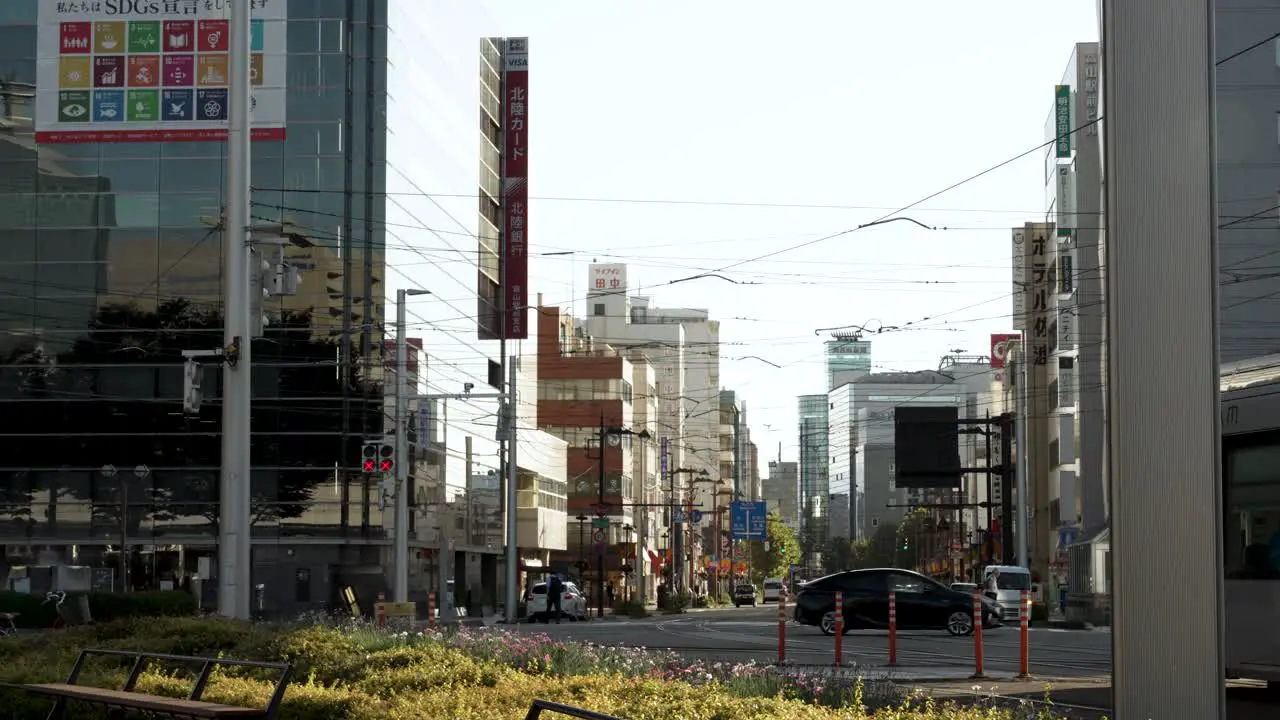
[825,338,871,391]
[0,1,388,578]
[1217,2,1280,363]
[797,393,828,559]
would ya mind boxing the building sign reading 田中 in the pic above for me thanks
[35,0,287,144]
[590,263,627,292]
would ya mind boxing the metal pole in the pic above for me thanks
[495,36,512,624]
[1103,1,1223,715]
[984,413,994,568]
[119,474,128,592]
[392,289,409,602]
[503,356,519,624]
[1013,348,1030,569]
[596,412,606,618]
[218,0,253,620]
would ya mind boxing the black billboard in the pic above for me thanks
[893,405,962,489]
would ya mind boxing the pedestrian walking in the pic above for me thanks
[546,573,564,623]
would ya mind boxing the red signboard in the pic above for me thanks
[500,37,530,340]
[990,333,1020,368]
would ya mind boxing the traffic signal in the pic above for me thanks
[378,442,395,473]
[361,442,378,474]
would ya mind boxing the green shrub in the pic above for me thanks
[0,591,196,629]
[0,616,1075,719]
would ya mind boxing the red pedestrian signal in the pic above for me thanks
[361,442,378,475]
[379,442,395,473]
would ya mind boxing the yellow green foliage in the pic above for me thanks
[0,617,1062,719]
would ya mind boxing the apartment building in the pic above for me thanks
[581,263,721,566]
[536,305,661,598]
[764,461,799,530]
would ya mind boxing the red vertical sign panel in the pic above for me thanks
[501,38,530,340]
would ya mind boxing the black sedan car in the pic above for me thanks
[792,568,1000,636]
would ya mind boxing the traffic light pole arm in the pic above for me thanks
[412,393,505,401]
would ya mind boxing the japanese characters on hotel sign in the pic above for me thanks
[589,263,627,292]
[35,0,288,144]
[500,37,529,340]
[1029,228,1050,365]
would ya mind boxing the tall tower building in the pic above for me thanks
[797,394,829,567]
[825,333,872,390]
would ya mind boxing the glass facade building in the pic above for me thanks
[824,337,871,391]
[0,0,389,602]
[797,393,828,562]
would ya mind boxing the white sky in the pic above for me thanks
[430,0,1101,470]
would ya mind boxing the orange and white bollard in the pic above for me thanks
[427,591,438,629]
[887,590,898,667]
[970,589,986,679]
[833,591,844,665]
[1018,589,1031,678]
[776,594,787,664]
[375,591,386,628]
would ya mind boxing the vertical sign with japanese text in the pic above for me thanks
[500,37,529,339]
[1029,227,1051,365]
[1011,228,1027,330]
[35,0,287,144]
[1054,84,1072,158]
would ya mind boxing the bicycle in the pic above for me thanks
[43,591,67,630]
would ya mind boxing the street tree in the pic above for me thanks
[747,512,801,584]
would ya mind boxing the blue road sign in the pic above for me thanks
[730,501,768,539]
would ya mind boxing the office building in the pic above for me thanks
[0,2,569,615]
[828,493,851,542]
[1039,44,1107,598]
[826,383,861,541]
[846,371,963,544]
[797,394,828,565]
[535,305,658,599]
[764,461,799,530]
[1009,222,1055,586]
[582,263,721,561]
[825,334,872,390]
[0,1,388,612]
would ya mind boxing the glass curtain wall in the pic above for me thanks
[0,0,387,583]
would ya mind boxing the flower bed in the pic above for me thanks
[0,617,1065,719]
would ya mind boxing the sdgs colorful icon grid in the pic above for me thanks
[54,19,264,127]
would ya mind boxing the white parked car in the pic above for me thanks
[526,580,588,622]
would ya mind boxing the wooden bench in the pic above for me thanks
[3,648,292,719]
[524,698,626,720]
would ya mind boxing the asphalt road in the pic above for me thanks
[512,606,1280,717]
[513,604,1112,680]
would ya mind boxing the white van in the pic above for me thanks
[981,565,1034,624]
[762,578,786,603]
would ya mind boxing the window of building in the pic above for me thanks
[593,303,605,316]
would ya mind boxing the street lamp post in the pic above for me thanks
[575,514,588,583]
[595,413,651,618]
[393,288,431,603]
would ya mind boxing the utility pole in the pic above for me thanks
[1013,344,1030,569]
[218,0,253,620]
[596,412,608,618]
[504,357,519,624]
[393,288,430,602]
